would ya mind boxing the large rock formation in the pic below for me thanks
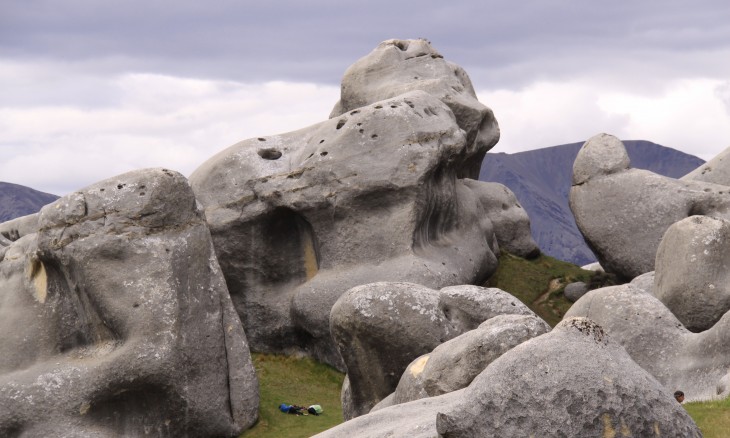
[316,318,701,437]
[570,133,730,279]
[331,38,499,180]
[329,282,537,419]
[190,40,537,368]
[654,215,730,331]
[565,284,730,401]
[0,169,257,437]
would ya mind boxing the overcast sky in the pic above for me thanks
[2,0,730,195]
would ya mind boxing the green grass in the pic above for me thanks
[240,353,345,438]
[684,396,730,437]
[484,252,594,326]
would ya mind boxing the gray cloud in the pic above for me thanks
[3,1,730,87]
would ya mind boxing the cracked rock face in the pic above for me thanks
[566,283,730,402]
[329,282,534,419]
[191,72,536,367]
[570,133,730,280]
[0,169,258,437]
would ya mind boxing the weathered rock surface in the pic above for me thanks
[191,41,538,368]
[0,169,258,437]
[570,133,730,279]
[330,38,499,180]
[563,281,588,302]
[391,314,550,405]
[683,145,730,185]
[654,215,730,331]
[566,284,730,401]
[313,389,465,438]
[330,282,535,419]
[630,271,655,295]
[436,317,701,437]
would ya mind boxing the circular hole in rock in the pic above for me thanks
[258,148,282,160]
[320,151,328,156]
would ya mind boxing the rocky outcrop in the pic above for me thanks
[331,38,499,180]
[565,284,730,401]
[0,169,258,437]
[317,317,700,437]
[436,317,701,437]
[570,133,730,279]
[190,40,537,368]
[654,215,730,331]
[329,282,536,419]
[391,314,549,405]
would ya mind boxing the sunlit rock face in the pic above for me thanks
[0,169,257,437]
[190,40,537,369]
[570,133,730,280]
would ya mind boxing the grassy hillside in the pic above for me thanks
[484,252,595,326]
[684,397,730,438]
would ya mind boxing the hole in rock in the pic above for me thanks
[257,148,283,160]
[336,119,347,129]
[258,137,266,141]
[320,151,328,156]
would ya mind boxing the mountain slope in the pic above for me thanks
[0,182,59,222]
[479,140,705,265]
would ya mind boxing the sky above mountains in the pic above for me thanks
[2,0,730,195]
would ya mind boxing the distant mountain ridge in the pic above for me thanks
[479,140,705,266]
[0,182,59,222]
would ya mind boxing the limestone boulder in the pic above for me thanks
[0,169,258,437]
[682,145,730,185]
[655,215,730,331]
[313,389,465,438]
[190,86,527,368]
[330,38,499,179]
[630,271,655,295]
[330,282,534,419]
[566,284,730,401]
[563,281,588,302]
[436,317,701,437]
[391,314,550,405]
[570,133,730,279]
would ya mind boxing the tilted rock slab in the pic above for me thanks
[191,85,537,368]
[655,215,730,331]
[330,282,535,419]
[436,317,701,437]
[0,169,257,437]
[570,133,730,279]
[682,145,730,185]
[566,284,730,401]
[391,313,550,405]
[331,38,499,180]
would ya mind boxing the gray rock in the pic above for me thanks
[682,145,730,185]
[462,179,539,258]
[391,314,549,405]
[0,213,39,243]
[581,262,603,272]
[654,215,730,331]
[566,284,730,401]
[330,282,534,419]
[313,389,466,438]
[630,271,655,295]
[570,133,730,279]
[331,38,499,179]
[563,281,588,302]
[436,317,701,437]
[0,169,258,437]
[191,87,523,368]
